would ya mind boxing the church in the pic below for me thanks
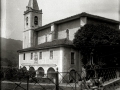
[18,0,119,78]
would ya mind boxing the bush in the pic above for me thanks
[28,67,36,78]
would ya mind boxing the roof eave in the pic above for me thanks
[35,12,120,32]
[17,44,74,53]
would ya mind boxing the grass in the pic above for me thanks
[1,82,55,90]
[1,81,79,90]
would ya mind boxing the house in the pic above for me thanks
[18,0,119,78]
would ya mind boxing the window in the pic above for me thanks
[31,53,33,60]
[34,16,38,25]
[71,52,75,64]
[39,52,42,59]
[26,17,28,25]
[50,50,53,59]
[66,29,69,39]
[45,35,47,42]
[23,53,25,60]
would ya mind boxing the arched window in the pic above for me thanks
[26,17,28,25]
[34,16,38,25]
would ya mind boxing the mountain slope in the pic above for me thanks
[1,37,22,67]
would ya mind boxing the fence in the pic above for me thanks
[86,67,120,82]
[1,67,120,90]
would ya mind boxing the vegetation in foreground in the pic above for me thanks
[73,24,120,68]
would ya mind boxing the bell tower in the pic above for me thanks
[23,0,42,49]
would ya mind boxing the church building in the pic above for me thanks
[18,0,119,78]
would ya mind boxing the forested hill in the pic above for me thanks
[1,37,22,67]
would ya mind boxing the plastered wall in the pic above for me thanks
[57,19,80,40]
[38,27,51,44]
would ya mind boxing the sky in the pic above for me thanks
[1,0,120,41]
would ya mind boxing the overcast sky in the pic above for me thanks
[1,0,120,40]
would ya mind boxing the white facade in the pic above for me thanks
[18,0,119,79]
[19,48,62,72]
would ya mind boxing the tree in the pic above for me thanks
[28,67,36,78]
[73,24,120,67]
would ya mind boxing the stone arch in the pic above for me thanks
[22,66,27,72]
[47,67,56,78]
[34,16,38,25]
[21,66,27,76]
[26,17,28,25]
[69,69,76,83]
[23,66,27,70]
[68,68,76,72]
[37,67,44,77]
[29,67,35,71]
[29,67,36,77]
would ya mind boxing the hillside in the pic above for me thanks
[1,37,22,67]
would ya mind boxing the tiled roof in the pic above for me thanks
[35,12,119,31]
[17,39,73,53]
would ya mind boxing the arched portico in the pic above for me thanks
[29,67,36,77]
[69,69,76,83]
[22,66,27,72]
[47,67,56,78]
[37,67,44,77]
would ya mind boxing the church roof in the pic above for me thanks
[35,12,119,31]
[28,0,39,10]
[18,39,73,53]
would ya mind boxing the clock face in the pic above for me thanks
[34,16,38,25]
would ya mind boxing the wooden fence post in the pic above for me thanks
[75,71,77,90]
[27,75,29,90]
[55,68,59,90]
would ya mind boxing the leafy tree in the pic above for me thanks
[17,68,24,80]
[5,68,13,80]
[0,68,4,80]
[73,24,120,67]
[17,67,28,81]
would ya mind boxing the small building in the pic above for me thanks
[18,0,119,79]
